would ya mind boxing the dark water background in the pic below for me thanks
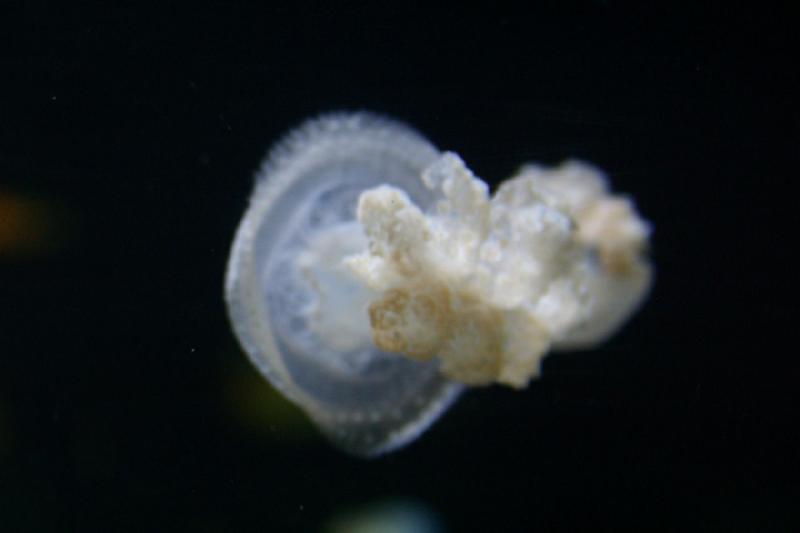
[1,3,795,531]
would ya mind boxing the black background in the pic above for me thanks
[0,3,796,531]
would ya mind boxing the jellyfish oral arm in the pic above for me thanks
[342,152,652,388]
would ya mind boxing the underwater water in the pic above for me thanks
[1,3,795,531]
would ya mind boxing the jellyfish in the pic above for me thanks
[225,112,652,456]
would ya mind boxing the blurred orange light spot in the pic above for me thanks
[0,190,53,256]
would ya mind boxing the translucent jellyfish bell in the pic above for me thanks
[225,113,464,456]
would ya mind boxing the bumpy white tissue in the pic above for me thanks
[345,153,651,388]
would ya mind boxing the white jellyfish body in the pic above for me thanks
[226,112,652,456]
[225,114,464,455]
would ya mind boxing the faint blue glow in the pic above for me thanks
[324,499,444,533]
